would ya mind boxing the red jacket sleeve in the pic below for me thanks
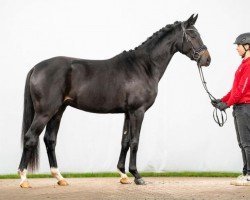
[225,67,250,106]
[221,91,231,102]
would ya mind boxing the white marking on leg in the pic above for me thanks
[51,168,64,181]
[124,131,127,135]
[117,168,128,179]
[19,169,28,184]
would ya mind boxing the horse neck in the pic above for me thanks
[136,31,177,82]
[143,32,178,82]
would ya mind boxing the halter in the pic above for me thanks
[181,22,227,127]
[181,22,207,61]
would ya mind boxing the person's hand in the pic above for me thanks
[215,102,229,111]
[211,99,221,107]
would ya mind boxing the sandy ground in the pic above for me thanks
[1,177,250,200]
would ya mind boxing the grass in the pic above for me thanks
[0,171,241,179]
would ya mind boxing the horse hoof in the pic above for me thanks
[120,177,131,184]
[20,181,31,188]
[134,178,146,185]
[57,179,69,186]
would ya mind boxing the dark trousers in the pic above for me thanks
[233,104,250,175]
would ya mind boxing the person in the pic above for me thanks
[212,32,250,186]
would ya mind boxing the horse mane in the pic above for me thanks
[119,21,181,60]
[133,21,181,51]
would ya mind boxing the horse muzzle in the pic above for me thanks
[197,50,211,67]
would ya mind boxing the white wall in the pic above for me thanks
[0,0,249,174]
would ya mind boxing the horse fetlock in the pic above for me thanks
[18,169,27,181]
[117,168,131,184]
[117,167,126,175]
[129,167,138,175]
[51,168,64,181]
[117,166,125,174]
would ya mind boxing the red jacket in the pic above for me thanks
[221,57,250,106]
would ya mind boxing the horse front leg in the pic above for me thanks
[117,113,131,184]
[128,108,145,185]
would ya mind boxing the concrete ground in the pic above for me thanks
[1,177,250,200]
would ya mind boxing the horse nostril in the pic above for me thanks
[206,57,211,65]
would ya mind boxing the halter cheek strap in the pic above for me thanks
[181,23,207,61]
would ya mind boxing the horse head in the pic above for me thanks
[176,14,211,67]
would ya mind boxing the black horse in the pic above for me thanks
[18,14,211,188]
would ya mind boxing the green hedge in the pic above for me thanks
[0,171,240,179]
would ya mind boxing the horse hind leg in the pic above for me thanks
[18,113,53,188]
[44,105,68,186]
[117,113,131,184]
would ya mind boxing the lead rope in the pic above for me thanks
[198,65,227,127]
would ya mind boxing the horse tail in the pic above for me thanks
[21,68,39,171]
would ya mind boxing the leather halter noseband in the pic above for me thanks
[181,22,207,61]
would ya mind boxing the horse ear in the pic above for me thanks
[185,14,198,27]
